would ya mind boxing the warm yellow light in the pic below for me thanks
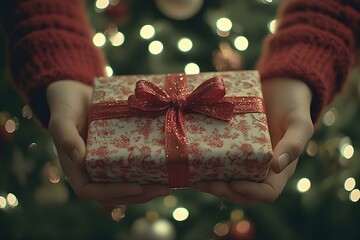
[0,196,7,208]
[178,37,193,52]
[184,63,200,74]
[234,36,249,51]
[341,144,354,159]
[111,207,125,221]
[105,66,113,77]
[163,195,177,207]
[213,222,230,237]
[216,17,232,32]
[93,33,106,47]
[230,209,244,222]
[349,189,360,202]
[322,108,337,126]
[140,25,155,39]
[5,119,16,133]
[297,178,311,193]
[22,105,33,119]
[145,210,159,221]
[109,32,125,46]
[149,40,163,55]
[235,220,251,234]
[152,219,174,237]
[96,0,109,9]
[172,207,189,221]
[6,193,18,207]
[268,19,277,34]
[344,177,356,192]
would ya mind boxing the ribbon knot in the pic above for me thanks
[171,95,187,110]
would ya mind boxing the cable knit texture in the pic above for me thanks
[0,0,106,126]
[257,0,360,122]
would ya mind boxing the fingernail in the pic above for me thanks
[278,153,291,172]
[70,149,80,162]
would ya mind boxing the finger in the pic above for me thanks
[272,114,314,173]
[56,148,143,201]
[194,181,256,206]
[99,185,170,205]
[230,160,298,203]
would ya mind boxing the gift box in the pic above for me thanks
[85,71,273,188]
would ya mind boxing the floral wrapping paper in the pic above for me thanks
[85,71,273,188]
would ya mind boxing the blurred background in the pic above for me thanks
[0,0,359,239]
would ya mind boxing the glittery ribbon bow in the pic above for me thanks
[89,74,265,188]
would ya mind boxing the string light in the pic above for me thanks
[234,36,249,51]
[93,32,106,47]
[267,19,277,34]
[297,178,311,193]
[145,211,159,222]
[151,219,174,238]
[148,40,163,55]
[172,207,189,221]
[177,37,193,52]
[140,25,155,39]
[184,63,200,74]
[344,177,356,192]
[109,32,125,46]
[306,140,319,157]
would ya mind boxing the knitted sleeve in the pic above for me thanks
[0,0,106,127]
[257,0,360,122]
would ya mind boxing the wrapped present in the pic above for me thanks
[85,71,273,188]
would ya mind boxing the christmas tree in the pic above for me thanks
[1,0,359,239]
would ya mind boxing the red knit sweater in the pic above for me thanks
[1,0,359,125]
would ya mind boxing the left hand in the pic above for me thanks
[194,78,314,205]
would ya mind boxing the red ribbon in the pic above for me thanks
[89,74,265,188]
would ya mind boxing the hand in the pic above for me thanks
[194,78,314,205]
[46,80,170,209]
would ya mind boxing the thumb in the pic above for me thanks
[272,116,314,173]
[48,110,86,166]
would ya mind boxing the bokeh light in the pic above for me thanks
[140,25,155,39]
[234,36,249,51]
[340,144,354,159]
[297,178,311,193]
[105,65,113,77]
[96,0,109,10]
[235,220,251,234]
[184,63,200,74]
[111,207,126,221]
[216,17,232,32]
[213,221,230,237]
[163,195,177,207]
[0,196,7,209]
[22,105,33,119]
[177,37,193,52]
[344,177,356,191]
[172,207,189,221]
[109,32,125,46]
[93,32,106,47]
[349,189,360,202]
[267,19,277,33]
[149,40,163,55]
[6,193,18,207]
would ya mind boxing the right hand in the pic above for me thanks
[46,80,170,210]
